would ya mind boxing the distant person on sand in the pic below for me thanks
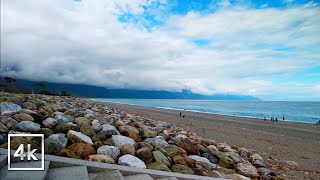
[179,112,182,118]
[264,117,266,121]
[276,118,278,122]
[283,116,285,121]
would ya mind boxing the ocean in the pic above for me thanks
[93,98,320,124]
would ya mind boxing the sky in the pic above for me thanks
[1,0,320,101]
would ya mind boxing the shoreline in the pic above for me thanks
[90,98,318,125]
[91,99,320,180]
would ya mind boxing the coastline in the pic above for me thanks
[91,99,320,180]
[90,98,318,125]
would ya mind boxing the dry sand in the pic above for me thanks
[95,101,320,180]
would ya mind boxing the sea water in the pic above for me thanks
[93,99,320,124]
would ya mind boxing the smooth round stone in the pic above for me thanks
[0,122,8,133]
[202,153,218,164]
[45,139,63,155]
[236,163,259,178]
[153,150,171,167]
[15,121,40,132]
[101,124,120,135]
[91,122,101,132]
[145,136,168,148]
[0,102,22,114]
[0,133,8,144]
[42,118,57,128]
[97,145,120,160]
[118,154,146,169]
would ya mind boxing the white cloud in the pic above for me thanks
[1,0,320,100]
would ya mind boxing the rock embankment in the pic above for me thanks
[0,92,281,179]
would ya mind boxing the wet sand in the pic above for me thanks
[93,101,320,180]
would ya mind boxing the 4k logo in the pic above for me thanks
[8,134,44,170]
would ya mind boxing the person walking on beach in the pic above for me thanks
[264,117,266,121]
[276,118,278,122]
[179,112,182,118]
[283,116,285,121]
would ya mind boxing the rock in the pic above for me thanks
[44,139,63,155]
[146,162,171,172]
[207,145,219,154]
[172,154,192,167]
[258,167,276,176]
[236,163,259,178]
[91,121,101,132]
[23,101,37,110]
[196,144,209,154]
[119,125,139,135]
[118,154,146,169]
[97,145,120,160]
[67,130,93,145]
[136,147,153,164]
[67,143,96,159]
[39,128,54,138]
[212,151,236,169]
[0,102,22,114]
[54,124,77,133]
[152,150,171,167]
[75,117,91,125]
[112,135,136,148]
[13,113,34,122]
[253,159,267,168]
[250,153,263,161]
[0,133,8,143]
[227,152,243,164]
[101,124,120,135]
[202,153,218,164]
[42,118,57,128]
[120,144,136,155]
[48,133,68,148]
[55,112,72,124]
[58,148,80,159]
[80,124,96,137]
[178,138,199,155]
[16,121,41,132]
[87,154,115,164]
[216,143,233,152]
[1,137,40,151]
[0,122,8,133]
[225,174,251,180]
[142,128,157,138]
[163,144,183,157]
[193,167,209,176]
[189,155,216,169]
[170,164,195,175]
[284,160,299,168]
[145,136,168,148]
[138,142,153,151]
[92,133,107,142]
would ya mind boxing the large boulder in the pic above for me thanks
[112,135,136,148]
[136,147,153,164]
[178,138,199,155]
[153,150,171,167]
[67,143,96,159]
[87,154,115,164]
[118,154,146,169]
[0,102,22,114]
[97,145,120,160]
[172,154,192,167]
[15,121,40,132]
[67,130,93,145]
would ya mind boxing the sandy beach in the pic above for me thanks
[96,101,320,180]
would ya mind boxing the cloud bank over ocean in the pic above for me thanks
[1,0,320,100]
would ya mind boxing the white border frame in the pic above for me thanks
[8,134,44,171]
